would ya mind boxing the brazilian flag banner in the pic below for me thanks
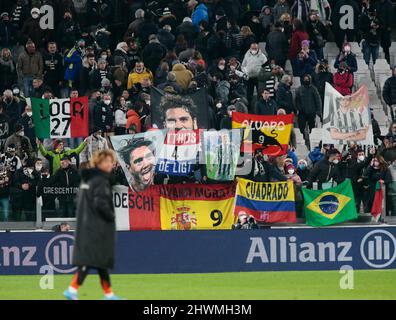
[303,180,358,227]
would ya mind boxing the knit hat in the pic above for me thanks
[301,40,310,47]
[53,139,63,150]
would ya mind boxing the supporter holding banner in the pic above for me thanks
[203,129,241,181]
[234,178,297,223]
[31,97,89,138]
[110,132,165,193]
[322,84,374,145]
[159,183,236,230]
[232,112,294,156]
[150,88,209,129]
[156,129,200,177]
[303,179,358,226]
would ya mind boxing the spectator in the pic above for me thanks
[89,58,111,90]
[306,10,327,59]
[359,6,381,66]
[190,0,209,29]
[1,89,22,133]
[37,138,87,175]
[265,22,289,69]
[288,19,309,62]
[256,88,277,115]
[43,42,64,97]
[142,35,167,75]
[127,61,153,90]
[382,66,396,121]
[0,12,16,48]
[79,53,96,95]
[312,59,333,105]
[276,74,295,114]
[386,157,396,215]
[93,93,114,133]
[366,155,389,213]
[172,63,194,92]
[333,62,353,96]
[307,149,343,189]
[273,0,290,22]
[334,42,358,75]
[9,158,39,221]
[64,40,83,91]
[0,48,16,94]
[158,72,182,94]
[375,0,394,64]
[124,9,145,39]
[295,74,322,137]
[292,43,318,78]
[21,8,49,47]
[114,97,128,135]
[49,155,80,217]
[80,127,109,168]
[18,105,36,151]
[4,123,33,161]
[57,10,81,50]
[241,43,267,108]
[157,25,175,51]
[17,40,43,97]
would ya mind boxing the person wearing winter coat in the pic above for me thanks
[276,74,295,114]
[79,128,109,168]
[307,149,343,189]
[89,58,111,90]
[0,48,16,93]
[265,22,289,68]
[64,149,121,300]
[157,25,175,51]
[292,49,318,78]
[241,43,268,108]
[191,2,209,30]
[172,63,194,92]
[213,72,230,105]
[126,107,142,134]
[295,74,322,136]
[333,62,353,96]
[334,42,358,74]
[305,10,328,59]
[291,0,309,21]
[382,66,396,120]
[359,7,381,66]
[256,88,278,115]
[17,40,43,97]
[42,42,64,97]
[48,155,80,217]
[114,97,128,135]
[365,155,389,213]
[142,35,167,76]
[288,19,309,61]
[4,123,33,162]
[127,61,153,90]
[259,6,273,39]
[312,59,333,105]
[64,43,83,90]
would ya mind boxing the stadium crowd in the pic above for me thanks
[0,0,395,223]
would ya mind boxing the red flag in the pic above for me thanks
[371,180,383,218]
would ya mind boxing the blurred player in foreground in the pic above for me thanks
[63,149,122,300]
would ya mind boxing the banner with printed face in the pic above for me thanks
[159,183,236,230]
[232,112,293,156]
[113,185,161,230]
[322,83,374,145]
[150,87,209,129]
[234,178,296,223]
[110,131,165,193]
[31,97,89,138]
[203,129,241,181]
[156,129,200,176]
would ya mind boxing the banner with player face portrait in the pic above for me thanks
[322,84,374,146]
[150,87,209,129]
[110,131,165,193]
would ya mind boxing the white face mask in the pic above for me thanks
[26,112,33,117]
[357,155,365,162]
[13,89,19,95]
[145,100,151,106]
[32,13,40,19]
[104,100,111,105]
[250,50,258,55]
[333,159,339,164]
[216,103,222,109]
[26,168,33,175]
[218,64,225,70]
[288,169,295,175]
[17,131,24,136]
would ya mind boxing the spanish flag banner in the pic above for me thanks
[159,183,236,230]
[231,112,293,156]
[303,180,358,227]
[31,97,89,138]
[234,178,296,223]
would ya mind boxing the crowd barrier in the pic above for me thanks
[1,226,396,275]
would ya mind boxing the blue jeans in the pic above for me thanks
[0,197,9,221]
[362,40,379,65]
[23,76,34,97]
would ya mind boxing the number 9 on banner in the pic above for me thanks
[210,209,223,227]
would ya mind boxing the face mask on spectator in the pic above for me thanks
[333,159,339,164]
[13,88,20,96]
[250,49,258,55]
[32,13,40,19]
[288,169,295,175]
[344,46,351,53]
[218,64,225,70]
[298,164,306,170]
[26,111,33,117]
[357,155,365,162]
[104,99,111,105]
[17,130,24,137]
[216,102,222,109]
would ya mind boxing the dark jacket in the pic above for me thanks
[312,70,333,102]
[307,158,343,187]
[93,102,114,132]
[157,29,175,51]
[383,76,396,106]
[142,41,167,75]
[266,30,288,62]
[295,83,322,116]
[334,52,358,74]
[49,165,80,201]
[73,168,116,269]
[43,51,64,88]
[256,98,277,115]
[276,82,294,114]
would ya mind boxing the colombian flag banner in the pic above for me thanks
[232,112,293,156]
[303,180,358,227]
[31,97,89,138]
[159,183,236,230]
[234,178,296,223]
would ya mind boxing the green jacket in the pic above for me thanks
[38,141,87,174]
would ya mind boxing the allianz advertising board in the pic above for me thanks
[0,227,396,275]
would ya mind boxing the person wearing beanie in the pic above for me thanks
[37,137,88,175]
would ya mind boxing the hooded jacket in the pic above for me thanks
[241,50,267,79]
[172,63,194,91]
[126,109,142,133]
[295,79,322,116]
[192,3,209,29]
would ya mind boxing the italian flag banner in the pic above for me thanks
[31,97,89,139]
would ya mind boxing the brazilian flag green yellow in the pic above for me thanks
[303,180,358,227]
